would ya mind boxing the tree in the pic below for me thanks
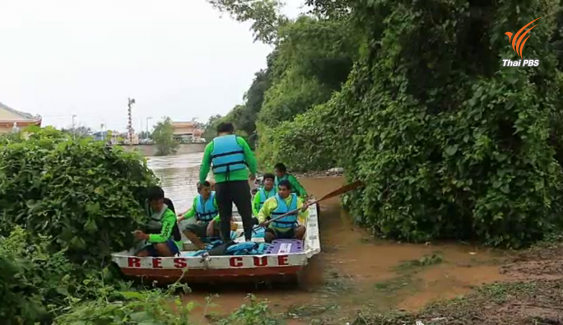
[202,114,223,142]
[190,117,205,130]
[60,126,93,139]
[138,131,151,140]
[151,117,179,156]
[323,0,563,248]
[206,0,288,44]
[202,2,358,154]
[209,0,563,248]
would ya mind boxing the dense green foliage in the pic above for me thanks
[258,16,357,128]
[0,127,156,262]
[334,0,563,248]
[0,227,75,323]
[55,282,195,324]
[151,117,179,155]
[201,67,272,149]
[0,225,139,323]
[256,102,336,172]
[0,128,282,323]
[207,0,563,247]
[202,9,356,165]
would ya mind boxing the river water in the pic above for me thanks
[147,153,511,324]
[147,153,203,213]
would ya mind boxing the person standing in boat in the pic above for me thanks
[274,163,308,199]
[177,181,233,249]
[258,180,309,243]
[199,122,257,243]
[252,173,276,218]
[134,186,182,257]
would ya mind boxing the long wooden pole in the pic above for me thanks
[254,180,364,230]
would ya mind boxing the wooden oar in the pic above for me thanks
[254,180,364,230]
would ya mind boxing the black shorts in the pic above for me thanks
[265,227,295,239]
[184,221,220,238]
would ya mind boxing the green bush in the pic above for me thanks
[55,282,195,325]
[0,126,157,262]
[257,103,337,172]
[331,0,563,248]
[0,227,86,323]
[0,226,193,324]
[217,294,281,325]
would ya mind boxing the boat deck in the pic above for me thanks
[111,202,320,283]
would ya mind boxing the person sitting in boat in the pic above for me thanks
[252,173,276,218]
[257,180,309,243]
[134,186,182,257]
[177,181,237,250]
[274,163,308,199]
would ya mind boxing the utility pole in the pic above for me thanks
[127,98,135,144]
[146,116,152,140]
[72,115,77,140]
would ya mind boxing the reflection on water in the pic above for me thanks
[146,153,203,213]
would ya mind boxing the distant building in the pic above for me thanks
[0,101,41,134]
[92,130,122,144]
[171,121,203,143]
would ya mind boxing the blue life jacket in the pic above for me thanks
[271,193,298,230]
[210,135,247,175]
[252,227,266,239]
[225,242,257,255]
[196,192,218,222]
[186,250,207,257]
[257,243,271,254]
[258,187,276,211]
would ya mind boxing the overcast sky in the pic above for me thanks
[0,0,307,132]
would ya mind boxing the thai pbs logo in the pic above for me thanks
[503,17,540,67]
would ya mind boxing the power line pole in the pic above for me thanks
[127,98,135,144]
[72,114,77,140]
[146,116,152,140]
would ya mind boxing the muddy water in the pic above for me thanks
[149,154,510,322]
[147,153,203,212]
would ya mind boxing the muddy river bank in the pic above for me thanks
[148,154,563,324]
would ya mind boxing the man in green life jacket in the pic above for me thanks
[258,180,310,243]
[177,181,236,250]
[252,173,276,218]
[134,186,182,257]
[274,163,308,199]
[199,122,257,243]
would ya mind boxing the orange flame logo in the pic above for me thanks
[505,17,540,58]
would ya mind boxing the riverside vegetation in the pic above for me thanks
[206,0,563,248]
[200,0,563,323]
[5,0,563,323]
[0,127,280,324]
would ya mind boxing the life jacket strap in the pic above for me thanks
[210,149,244,159]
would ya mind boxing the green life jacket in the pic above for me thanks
[274,174,299,195]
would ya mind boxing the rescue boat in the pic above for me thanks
[111,202,320,283]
